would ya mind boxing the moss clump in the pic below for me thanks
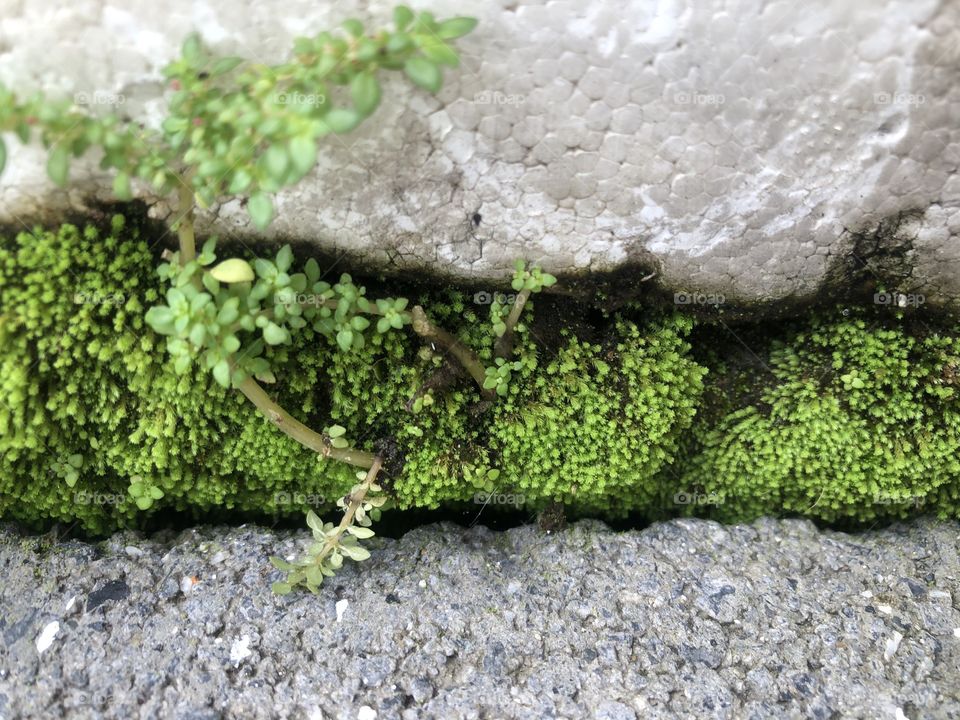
[0,219,707,532]
[488,316,707,513]
[679,312,960,523]
[0,218,360,533]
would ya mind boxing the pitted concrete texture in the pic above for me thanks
[1,518,959,719]
[1,1,959,306]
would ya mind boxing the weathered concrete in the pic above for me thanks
[0,1,959,307]
[1,518,958,719]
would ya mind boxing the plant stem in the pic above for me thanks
[494,287,531,359]
[233,372,377,468]
[176,175,196,262]
[410,305,493,399]
[314,456,383,565]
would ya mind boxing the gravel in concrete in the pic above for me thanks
[1,518,958,719]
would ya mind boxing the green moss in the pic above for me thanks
[0,218,353,533]
[678,312,960,523]
[489,316,707,513]
[2,218,959,533]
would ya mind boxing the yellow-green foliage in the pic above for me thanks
[488,317,707,513]
[678,313,960,522]
[0,219,707,532]
[4,218,959,534]
[0,218,352,533]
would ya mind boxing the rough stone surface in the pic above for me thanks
[1,517,958,719]
[0,1,958,307]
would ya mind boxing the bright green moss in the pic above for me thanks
[0,219,708,531]
[489,316,707,514]
[0,218,347,533]
[679,312,960,523]
[3,218,958,533]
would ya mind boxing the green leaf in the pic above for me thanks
[213,359,231,388]
[211,56,244,75]
[276,245,293,273]
[336,328,354,352]
[209,258,255,283]
[47,146,69,187]
[182,33,203,63]
[436,17,478,39]
[146,306,175,334]
[269,556,296,571]
[248,192,274,229]
[394,5,414,30]
[189,323,206,347]
[263,322,287,345]
[227,169,252,194]
[350,72,381,116]
[289,134,317,175]
[419,38,460,67]
[346,525,375,539]
[263,144,289,182]
[217,298,240,325]
[271,582,293,595]
[387,33,412,53]
[135,496,153,511]
[324,108,361,134]
[306,509,324,531]
[376,317,391,334]
[340,543,370,562]
[327,425,347,438]
[342,18,364,37]
[404,57,442,93]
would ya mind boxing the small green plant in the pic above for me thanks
[51,455,84,488]
[127,475,165,510]
[0,8,564,592]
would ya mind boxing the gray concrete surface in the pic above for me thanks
[1,517,958,719]
[1,1,959,307]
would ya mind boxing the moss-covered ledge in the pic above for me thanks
[2,215,959,537]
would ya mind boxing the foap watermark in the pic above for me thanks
[73,291,125,306]
[873,492,926,508]
[874,292,925,308]
[474,491,525,507]
[275,91,326,107]
[673,491,722,506]
[274,292,328,309]
[273,491,329,507]
[473,290,518,305]
[473,90,526,106]
[673,91,725,106]
[74,490,126,506]
[74,91,125,107]
[874,92,925,107]
[674,291,725,307]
